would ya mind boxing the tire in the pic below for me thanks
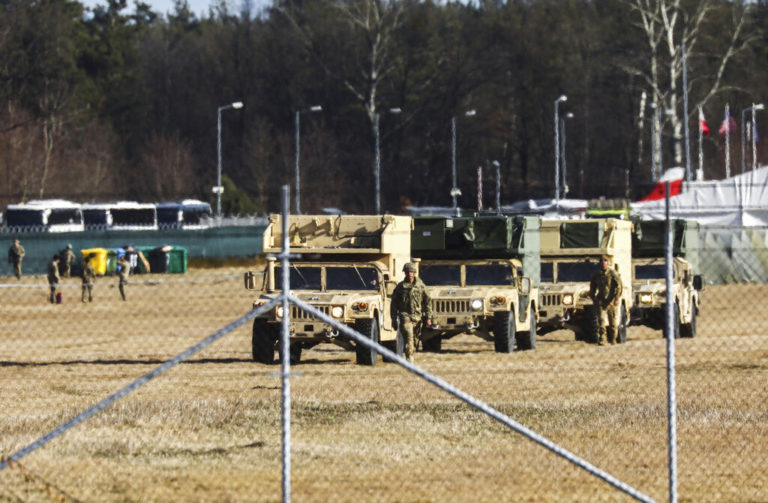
[663,302,681,339]
[515,306,537,350]
[252,319,277,364]
[616,306,628,344]
[421,334,442,352]
[681,304,697,338]
[354,318,380,366]
[493,310,516,353]
[289,344,302,365]
[583,306,600,344]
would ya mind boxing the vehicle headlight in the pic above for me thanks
[640,294,652,304]
[276,306,284,318]
[331,306,344,318]
[563,294,574,305]
[471,299,483,311]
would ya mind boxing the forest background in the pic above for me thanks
[1,0,766,216]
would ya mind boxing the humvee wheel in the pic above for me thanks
[252,319,277,364]
[354,318,380,366]
[681,305,697,338]
[663,302,681,339]
[584,306,600,344]
[493,310,516,353]
[515,306,537,350]
[421,335,442,352]
[289,344,302,364]
[616,306,628,344]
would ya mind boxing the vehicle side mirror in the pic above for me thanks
[385,280,397,296]
[244,271,256,290]
[693,274,703,291]
[518,277,531,295]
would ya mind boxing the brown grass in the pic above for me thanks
[1,270,766,502]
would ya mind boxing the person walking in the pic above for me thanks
[59,243,76,278]
[47,255,61,304]
[589,255,623,345]
[8,238,25,279]
[81,254,96,303]
[117,254,130,301]
[390,262,432,363]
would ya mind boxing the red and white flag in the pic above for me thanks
[699,108,710,136]
[719,114,737,136]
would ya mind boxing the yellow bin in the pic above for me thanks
[81,248,108,276]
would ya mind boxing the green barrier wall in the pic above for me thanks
[1,225,265,276]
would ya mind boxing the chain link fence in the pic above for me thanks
[1,224,766,502]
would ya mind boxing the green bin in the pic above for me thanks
[134,246,155,274]
[168,247,188,274]
[106,249,119,276]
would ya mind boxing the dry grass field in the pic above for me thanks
[1,270,766,502]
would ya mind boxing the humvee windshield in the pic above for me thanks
[326,266,379,291]
[466,264,515,286]
[541,263,554,283]
[275,266,321,290]
[557,261,598,282]
[635,264,665,280]
[419,264,460,286]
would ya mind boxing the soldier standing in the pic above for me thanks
[81,254,96,303]
[59,244,76,278]
[589,255,622,345]
[390,262,432,363]
[8,238,25,279]
[117,254,130,301]
[47,255,61,304]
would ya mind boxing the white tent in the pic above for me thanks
[631,165,768,227]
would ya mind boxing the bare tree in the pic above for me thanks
[625,0,757,174]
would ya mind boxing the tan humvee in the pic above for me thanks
[417,257,537,352]
[631,256,701,338]
[537,218,634,343]
[244,214,412,365]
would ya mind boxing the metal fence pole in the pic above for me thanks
[665,182,678,503]
[280,185,292,503]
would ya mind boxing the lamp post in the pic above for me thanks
[374,107,402,214]
[554,95,567,206]
[451,109,476,216]
[294,105,323,214]
[492,160,501,215]
[216,101,244,218]
[559,112,574,198]
[742,103,765,172]
[649,102,658,181]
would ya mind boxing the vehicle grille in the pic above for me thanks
[291,305,330,320]
[433,299,471,313]
[541,293,562,306]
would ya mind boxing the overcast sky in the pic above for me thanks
[81,0,271,18]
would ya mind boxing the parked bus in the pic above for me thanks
[156,200,212,229]
[4,200,84,232]
[82,202,158,230]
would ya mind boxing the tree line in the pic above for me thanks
[1,0,765,215]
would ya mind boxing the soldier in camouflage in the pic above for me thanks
[59,244,76,278]
[390,262,432,363]
[8,238,25,279]
[81,254,96,303]
[589,255,622,345]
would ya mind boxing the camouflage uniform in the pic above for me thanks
[81,259,95,303]
[117,256,130,301]
[589,261,622,345]
[60,244,76,278]
[8,240,25,279]
[390,267,432,362]
[47,258,61,304]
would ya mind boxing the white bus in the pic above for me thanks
[4,200,84,232]
[82,202,158,231]
[156,199,212,229]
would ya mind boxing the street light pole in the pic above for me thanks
[492,160,501,215]
[294,105,322,214]
[560,112,574,198]
[216,101,244,218]
[375,107,402,214]
[451,109,476,216]
[554,95,567,207]
[752,103,764,171]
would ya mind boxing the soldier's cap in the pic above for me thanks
[67,244,72,248]
[403,262,417,273]
[601,255,612,262]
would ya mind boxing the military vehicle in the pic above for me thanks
[537,218,634,343]
[630,219,701,338]
[411,215,540,352]
[244,214,412,365]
